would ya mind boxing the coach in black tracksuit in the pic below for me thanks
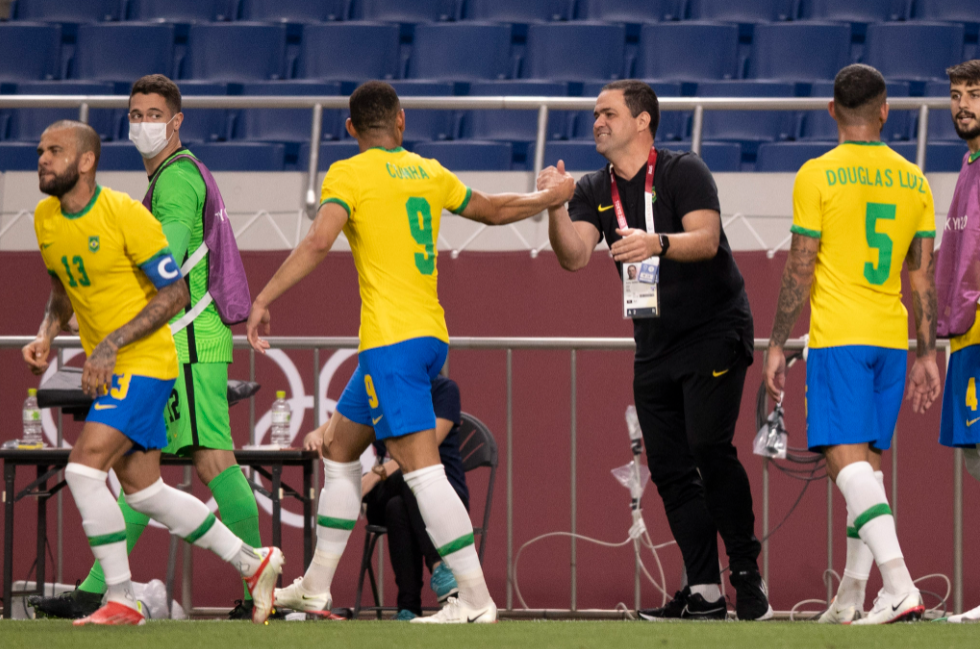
[538,80,770,621]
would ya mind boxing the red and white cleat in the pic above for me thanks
[243,546,285,624]
[72,601,145,626]
[851,589,924,625]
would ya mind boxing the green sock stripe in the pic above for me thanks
[853,503,893,533]
[437,533,475,557]
[88,531,126,547]
[317,515,356,531]
[184,512,217,544]
[846,526,860,539]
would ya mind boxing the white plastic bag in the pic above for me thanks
[753,403,788,460]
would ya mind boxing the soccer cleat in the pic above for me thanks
[274,577,332,615]
[394,609,418,621]
[28,587,102,619]
[944,603,980,623]
[410,597,497,624]
[638,587,727,621]
[730,569,774,621]
[72,600,145,626]
[852,589,924,625]
[242,546,285,624]
[817,597,862,624]
[430,562,459,603]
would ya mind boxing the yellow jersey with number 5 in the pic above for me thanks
[34,185,178,379]
[791,142,936,349]
[320,147,471,351]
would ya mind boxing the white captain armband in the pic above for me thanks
[140,250,182,289]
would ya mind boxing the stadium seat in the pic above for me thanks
[408,24,513,82]
[755,142,836,172]
[352,0,457,22]
[798,0,906,22]
[462,81,569,143]
[574,81,686,142]
[126,0,230,22]
[924,80,964,142]
[412,141,513,171]
[173,81,230,144]
[240,0,349,22]
[10,0,122,22]
[0,24,61,82]
[236,82,343,143]
[863,23,966,82]
[635,23,739,82]
[191,142,287,171]
[575,0,680,22]
[6,82,116,143]
[96,141,146,171]
[297,141,361,171]
[528,140,605,171]
[695,81,797,146]
[389,81,456,143]
[665,142,743,172]
[748,23,851,82]
[803,81,911,142]
[924,142,970,172]
[298,23,401,83]
[685,0,794,22]
[462,0,569,22]
[185,23,287,82]
[911,0,980,23]
[0,142,40,170]
[523,23,626,82]
[72,24,175,84]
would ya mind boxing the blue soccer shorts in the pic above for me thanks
[336,337,449,441]
[85,373,174,451]
[805,346,906,452]
[940,345,980,448]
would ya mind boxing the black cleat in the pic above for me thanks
[228,599,287,621]
[730,570,774,621]
[28,587,102,619]
[637,587,727,621]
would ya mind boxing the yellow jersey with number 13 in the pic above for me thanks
[34,185,179,380]
[320,147,471,351]
[791,142,936,350]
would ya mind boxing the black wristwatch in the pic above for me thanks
[658,234,670,257]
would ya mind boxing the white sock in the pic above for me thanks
[303,459,362,595]
[125,478,260,576]
[836,462,913,595]
[837,471,884,607]
[65,463,136,609]
[405,464,491,609]
[690,584,722,602]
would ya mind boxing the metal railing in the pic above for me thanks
[0,334,962,614]
[0,95,954,219]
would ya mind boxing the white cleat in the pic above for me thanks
[274,577,333,615]
[243,546,285,624]
[944,603,980,623]
[817,597,862,624]
[851,589,923,625]
[410,597,497,624]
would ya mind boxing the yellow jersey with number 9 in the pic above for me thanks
[34,185,179,380]
[320,147,471,351]
[791,142,936,349]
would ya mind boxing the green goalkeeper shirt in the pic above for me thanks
[149,148,233,365]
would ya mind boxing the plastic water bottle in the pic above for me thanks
[23,388,44,446]
[625,404,642,454]
[270,390,291,448]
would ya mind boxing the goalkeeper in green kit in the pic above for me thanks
[29,75,262,620]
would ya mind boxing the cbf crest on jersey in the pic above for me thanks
[88,235,99,252]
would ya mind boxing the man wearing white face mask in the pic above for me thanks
[28,74,262,622]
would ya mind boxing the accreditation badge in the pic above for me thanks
[623,257,660,319]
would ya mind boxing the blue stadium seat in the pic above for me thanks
[748,23,851,82]
[664,142,742,172]
[297,141,361,171]
[923,80,960,142]
[685,0,794,22]
[925,142,970,172]
[755,142,836,171]
[864,23,965,82]
[173,81,230,144]
[6,82,116,142]
[0,142,40,170]
[528,141,605,171]
[462,81,568,142]
[73,24,175,83]
[126,0,230,22]
[240,0,349,21]
[298,23,401,83]
[409,24,513,82]
[10,0,122,22]
[0,24,61,82]
[523,23,626,82]
[635,23,738,82]
[236,82,343,143]
[191,142,287,171]
[412,141,513,171]
[185,23,287,82]
[912,0,980,23]
[576,0,680,22]
[575,81,686,142]
[389,81,456,143]
[803,81,911,142]
[798,0,906,22]
[352,0,457,22]
[695,81,797,146]
[462,0,569,22]
[97,141,146,171]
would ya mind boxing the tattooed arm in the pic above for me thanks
[904,236,941,413]
[82,280,189,397]
[764,233,820,401]
[22,274,74,376]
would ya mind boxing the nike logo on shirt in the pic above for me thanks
[597,204,614,212]
[967,417,980,427]
[712,369,729,378]
[93,403,117,410]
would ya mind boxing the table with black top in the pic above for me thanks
[1,448,318,619]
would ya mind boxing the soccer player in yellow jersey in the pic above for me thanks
[763,65,941,625]
[247,81,574,623]
[22,121,282,626]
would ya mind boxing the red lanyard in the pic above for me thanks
[609,146,657,232]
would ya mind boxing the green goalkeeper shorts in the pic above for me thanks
[163,362,232,457]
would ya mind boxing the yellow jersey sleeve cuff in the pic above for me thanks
[790,224,821,238]
[914,230,936,238]
[450,187,472,215]
[320,197,351,217]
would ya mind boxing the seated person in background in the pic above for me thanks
[305,375,468,621]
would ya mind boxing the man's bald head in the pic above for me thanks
[37,120,100,198]
[42,120,101,167]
